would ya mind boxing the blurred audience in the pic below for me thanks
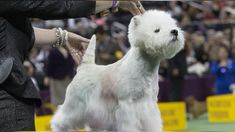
[24,60,40,92]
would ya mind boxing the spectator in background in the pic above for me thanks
[35,45,51,72]
[45,46,75,107]
[24,61,40,92]
[159,60,168,81]
[95,26,129,65]
[187,32,209,76]
[231,45,235,59]
[28,46,50,91]
[210,45,235,94]
[96,26,121,65]
[113,31,130,54]
[168,48,187,101]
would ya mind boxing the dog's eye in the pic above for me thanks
[154,28,160,33]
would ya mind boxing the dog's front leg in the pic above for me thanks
[115,100,141,132]
[141,102,163,132]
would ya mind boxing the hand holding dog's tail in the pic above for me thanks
[82,35,96,64]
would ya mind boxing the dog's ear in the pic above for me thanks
[132,15,141,27]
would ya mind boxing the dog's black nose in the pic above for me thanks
[171,29,178,36]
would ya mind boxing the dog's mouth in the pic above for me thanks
[172,36,178,41]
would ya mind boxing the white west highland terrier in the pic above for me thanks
[51,10,185,132]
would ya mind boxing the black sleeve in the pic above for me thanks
[0,0,96,19]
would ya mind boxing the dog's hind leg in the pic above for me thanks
[50,100,86,132]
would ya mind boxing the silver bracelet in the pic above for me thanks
[64,30,68,44]
[53,28,68,47]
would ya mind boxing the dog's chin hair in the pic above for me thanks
[143,43,182,60]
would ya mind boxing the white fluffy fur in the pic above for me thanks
[51,10,184,132]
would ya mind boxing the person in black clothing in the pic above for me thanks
[45,46,75,107]
[0,1,144,131]
[168,49,187,101]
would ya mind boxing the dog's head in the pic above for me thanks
[128,10,185,59]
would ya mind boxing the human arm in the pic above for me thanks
[0,1,96,19]
[0,0,143,19]
[34,27,88,65]
[96,0,145,15]
[118,1,145,15]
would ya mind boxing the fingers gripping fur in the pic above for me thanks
[82,35,96,64]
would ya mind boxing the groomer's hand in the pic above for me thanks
[65,32,89,65]
[118,0,145,15]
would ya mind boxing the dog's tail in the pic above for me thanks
[82,35,96,64]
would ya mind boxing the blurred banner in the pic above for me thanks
[207,94,235,122]
[158,102,187,131]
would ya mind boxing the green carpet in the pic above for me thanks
[183,114,235,132]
